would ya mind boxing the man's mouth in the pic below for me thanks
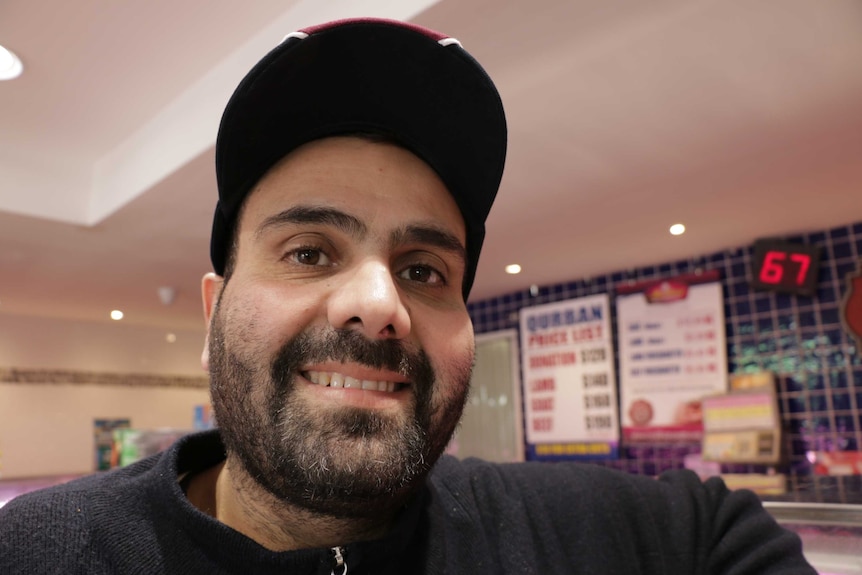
[304,370,405,393]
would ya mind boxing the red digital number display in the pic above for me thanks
[751,240,820,296]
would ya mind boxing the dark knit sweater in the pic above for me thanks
[0,431,816,574]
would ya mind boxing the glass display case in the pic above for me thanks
[764,502,862,575]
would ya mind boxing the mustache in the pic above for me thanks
[270,328,431,383]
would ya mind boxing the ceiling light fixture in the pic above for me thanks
[505,264,522,274]
[110,310,124,321]
[0,45,23,81]
[158,286,176,306]
[669,223,686,236]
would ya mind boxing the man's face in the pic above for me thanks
[202,136,474,518]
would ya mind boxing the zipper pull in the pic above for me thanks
[331,546,348,575]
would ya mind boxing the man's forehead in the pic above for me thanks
[243,137,466,232]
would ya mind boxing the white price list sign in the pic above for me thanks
[519,294,618,459]
[617,279,727,441]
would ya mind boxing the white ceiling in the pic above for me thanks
[1,0,861,338]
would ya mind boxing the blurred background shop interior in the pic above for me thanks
[1,1,862,572]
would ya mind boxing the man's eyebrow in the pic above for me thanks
[255,205,367,239]
[391,225,467,264]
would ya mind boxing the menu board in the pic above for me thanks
[520,294,618,460]
[616,276,727,442]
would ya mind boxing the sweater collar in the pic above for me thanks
[157,430,428,574]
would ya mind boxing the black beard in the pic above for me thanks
[208,309,469,518]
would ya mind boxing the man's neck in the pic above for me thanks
[184,458,395,552]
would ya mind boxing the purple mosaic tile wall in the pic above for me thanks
[468,220,862,503]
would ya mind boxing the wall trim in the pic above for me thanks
[0,367,208,389]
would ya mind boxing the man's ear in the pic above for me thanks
[200,272,225,373]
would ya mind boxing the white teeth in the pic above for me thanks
[305,371,399,392]
[361,380,377,391]
[343,376,360,389]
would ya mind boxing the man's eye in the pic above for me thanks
[289,247,331,266]
[400,265,444,285]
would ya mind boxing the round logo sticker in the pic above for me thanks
[628,399,654,426]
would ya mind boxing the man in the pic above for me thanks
[0,18,816,574]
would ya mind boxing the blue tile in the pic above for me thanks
[808,232,827,244]
[835,414,858,433]
[735,301,752,316]
[776,314,795,331]
[836,262,858,281]
[833,241,853,259]
[809,394,828,412]
[829,226,850,240]
[826,328,845,345]
[812,415,832,432]
[830,371,849,389]
[830,351,849,369]
[821,308,840,325]
[732,282,750,297]
[737,321,755,336]
[832,393,852,411]
[778,375,804,393]
[798,310,817,328]
[755,297,773,314]
[787,396,807,413]
[757,318,775,335]
[817,287,838,303]
[775,294,794,310]
[807,374,826,391]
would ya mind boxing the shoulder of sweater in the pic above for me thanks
[431,455,705,487]
[428,455,725,509]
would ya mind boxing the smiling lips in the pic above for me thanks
[304,370,405,393]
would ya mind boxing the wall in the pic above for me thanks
[0,313,209,478]
[468,220,862,503]
[0,313,205,375]
[0,381,208,478]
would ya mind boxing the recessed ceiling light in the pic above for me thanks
[505,264,522,274]
[110,310,124,321]
[0,45,23,81]
[669,223,686,236]
[166,333,177,343]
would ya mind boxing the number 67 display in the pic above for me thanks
[750,239,821,297]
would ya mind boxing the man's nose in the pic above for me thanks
[327,259,411,339]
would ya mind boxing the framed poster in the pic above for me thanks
[616,272,727,443]
[520,294,618,460]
